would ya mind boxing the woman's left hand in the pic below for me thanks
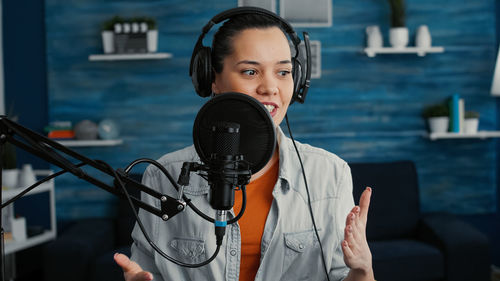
[342,187,374,279]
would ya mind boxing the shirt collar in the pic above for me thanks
[276,126,293,193]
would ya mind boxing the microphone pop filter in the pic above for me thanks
[193,92,276,174]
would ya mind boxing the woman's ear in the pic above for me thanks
[211,81,218,94]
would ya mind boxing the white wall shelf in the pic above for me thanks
[428,131,500,140]
[88,52,172,61]
[56,139,123,147]
[2,170,56,255]
[364,46,445,57]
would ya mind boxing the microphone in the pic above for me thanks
[180,92,276,244]
[208,121,242,211]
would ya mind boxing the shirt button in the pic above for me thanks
[230,250,237,256]
[298,244,304,249]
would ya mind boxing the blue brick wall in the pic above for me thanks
[43,0,498,220]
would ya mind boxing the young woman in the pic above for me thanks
[115,9,374,281]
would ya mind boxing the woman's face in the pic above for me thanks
[212,27,294,126]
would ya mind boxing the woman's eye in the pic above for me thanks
[242,69,256,76]
[278,70,291,76]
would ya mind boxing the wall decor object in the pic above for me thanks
[101,16,158,54]
[279,0,332,27]
[387,0,408,49]
[238,0,276,13]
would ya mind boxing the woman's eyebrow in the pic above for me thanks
[236,60,292,66]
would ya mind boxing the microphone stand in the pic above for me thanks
[0,116,187,281]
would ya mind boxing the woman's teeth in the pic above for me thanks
[264,104,275,113]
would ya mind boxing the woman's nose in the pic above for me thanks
[256,73,278,96]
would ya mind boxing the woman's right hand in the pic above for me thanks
[114,253,154,281]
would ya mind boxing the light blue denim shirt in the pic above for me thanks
[131,127,354,280]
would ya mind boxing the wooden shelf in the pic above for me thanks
[428,131,500,140]
[364,46,445,57]
[56,139,123,147]
[88,52,172,61]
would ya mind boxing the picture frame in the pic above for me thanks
[279,0,332,27]
[238,0,277,13]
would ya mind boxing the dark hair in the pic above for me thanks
[211,13,288,73]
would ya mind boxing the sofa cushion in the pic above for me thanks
[350,161,420,240]
[370,239,444,281]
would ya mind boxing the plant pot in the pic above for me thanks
[101,31,114,54]
[147,30,158,53]
[389,27,409,49]
[464,118,479,134]
[427,116,449,133]
[2,169,19,189]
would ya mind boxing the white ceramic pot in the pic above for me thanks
[389,27,409,49]
[428,117,449,133]
[366,25,383,48]
[19,164,36,188]
[415,25,432,48]
[2,169,19,189]
[464,118,479,134]
[147,30,158,53]
[101,31,114,54]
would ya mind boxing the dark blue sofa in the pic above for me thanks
[350,161,490,281]
[43,161,490,281]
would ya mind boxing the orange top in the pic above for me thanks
[233,159,279,281]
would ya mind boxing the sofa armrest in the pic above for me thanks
[43,218,116,281]
[418,213,490,281]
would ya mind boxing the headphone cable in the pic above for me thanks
[285,114,331,281]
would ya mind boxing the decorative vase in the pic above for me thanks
[19,164,36,188]
[464,118,479,134]
[101,31,114,54]
[2,169,19,189]
[147,30,158,53]
[427,117,449,133]
[389,27,409,49]
[366,25,383,48]
[415,25,432,48]
[74,120,99,140]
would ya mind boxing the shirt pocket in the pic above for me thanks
[169,237,207,264]
[282,229,321,277]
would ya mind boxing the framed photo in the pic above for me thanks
[279,0,332,27]
[238,0,277,13]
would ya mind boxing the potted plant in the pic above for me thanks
[387,0,408,49]
[101,16,124,53]
[464,111,479,134]
[422,103,449,133]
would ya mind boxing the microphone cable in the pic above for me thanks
[285,114,331,281]
[106,158,248,268]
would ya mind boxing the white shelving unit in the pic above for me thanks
[364,46,445,57]
[428,131,500,140]
[88,52,172,61]
[56,139,123,147]
[2,170,56,255]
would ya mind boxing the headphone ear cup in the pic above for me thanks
[191,46,213,98]
[292,59,303,101]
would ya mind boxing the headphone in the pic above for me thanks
[189,7,311,104]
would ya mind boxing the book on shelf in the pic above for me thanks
[448,94,464,133]
[45,121,75,140]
